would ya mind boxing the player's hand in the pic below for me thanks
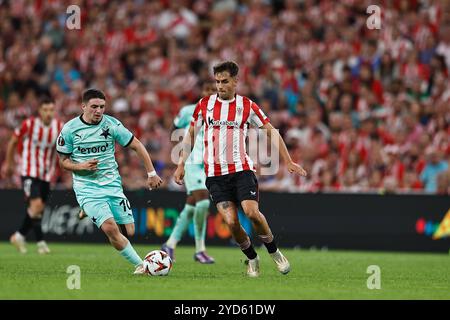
[287,161,307,176]
[1,163,14,178]
[78,159,99,171]
[148,175,162,190]
[174,165,185,185]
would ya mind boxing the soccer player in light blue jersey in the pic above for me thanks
[161,81,216,264]
[56,89,162,274]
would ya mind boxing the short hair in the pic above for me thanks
[213,61,239,77]
[82,89,106,104]
[201,78,216,88]
[39,96,54,106]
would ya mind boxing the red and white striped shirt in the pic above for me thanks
[191,94,270,177]
[14,117,64,182]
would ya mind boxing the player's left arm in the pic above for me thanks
[1,134,19,178]
[262,122,307,176]
[127,137,163,190]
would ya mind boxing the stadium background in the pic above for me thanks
[0,0,449,252]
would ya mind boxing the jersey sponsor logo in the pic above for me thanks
[58,136,65,146]
[77,142,109,154]
[207,117,239,127]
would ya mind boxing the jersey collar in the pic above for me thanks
[79,114,103,126]
[217,94,236,103]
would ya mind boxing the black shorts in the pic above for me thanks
[205,170,259,206]
[21,176,50,203]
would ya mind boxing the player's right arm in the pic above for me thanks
[56,125,98,172]
[1,119,28,178]
[58,155,99,172]
[174,102,203,185]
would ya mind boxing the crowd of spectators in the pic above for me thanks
[0,0,449,194]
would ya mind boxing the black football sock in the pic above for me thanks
[18,210,33,236]
[242,245,258,260]
[259,234,278,254]
[263,240,278,254]
[32,217,44,241]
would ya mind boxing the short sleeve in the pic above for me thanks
[190,99,204,128]
[113,119,134,147]
[56,126,73,155]
[174,106,191,128]
[14,119,29,138]
[248,101,270,128]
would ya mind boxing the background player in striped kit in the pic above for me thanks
[161,81,216,264]
[175,61,307,277]
[2,97,63,254]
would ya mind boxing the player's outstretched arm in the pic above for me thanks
[58,154,98,172]
[1,135,18,178]
[174,124,196,185]
[262,122,307,177]
[127,136,162,190]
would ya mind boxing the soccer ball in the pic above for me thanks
[143,250,173,276]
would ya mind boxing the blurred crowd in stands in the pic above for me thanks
[0,0,449,194]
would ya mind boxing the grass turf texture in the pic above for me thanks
[0,242,448,299]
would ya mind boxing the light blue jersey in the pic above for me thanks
[56,114,134,227]
[174,104,207,193]
[174,104,204,166]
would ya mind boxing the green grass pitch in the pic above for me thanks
[0,242,449,299]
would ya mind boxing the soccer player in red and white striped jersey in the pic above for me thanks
[1,97,63,254]
[175,61,307,277]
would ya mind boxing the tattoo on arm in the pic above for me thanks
[219,201,231,210]
[59,154,77,171]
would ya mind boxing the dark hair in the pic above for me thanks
[39,96,54,106]
[201,78,216,87]
[82,89,106,103]
[213,61,239,77]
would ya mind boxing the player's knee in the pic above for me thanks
[102,222,120,238]
[123,224,135,238]
[195,199,210,211]
[243,208,260,222]
[127,228,135,237]
[29,199,45,217]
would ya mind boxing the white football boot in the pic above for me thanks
[37,240,51,254]
[133,264,147,275]
[246,256,260,277]
[10,232,27,254]
[270,249,290,275]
